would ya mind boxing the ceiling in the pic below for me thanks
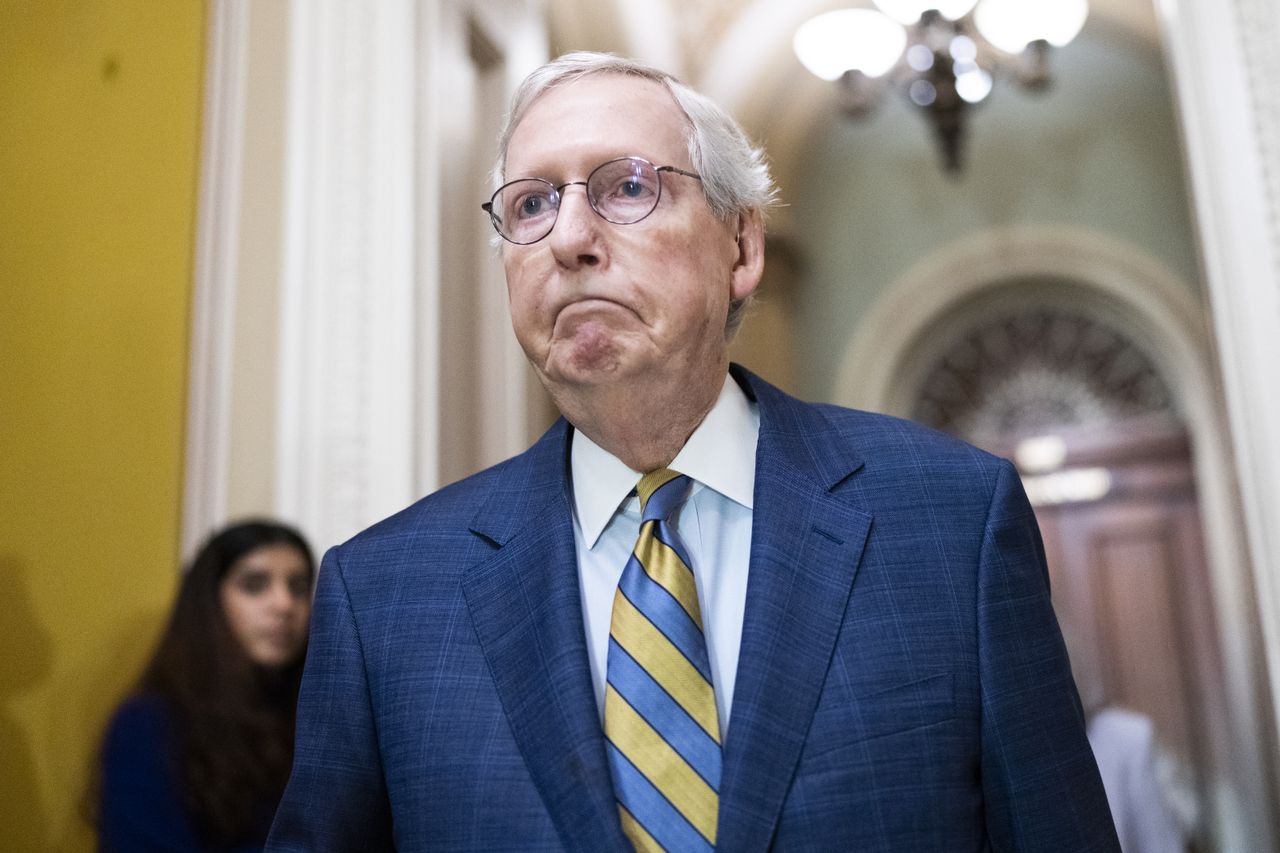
[549,0,1160,80]
[546,0,1166,204]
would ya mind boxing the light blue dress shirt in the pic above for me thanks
[570,374,759,733]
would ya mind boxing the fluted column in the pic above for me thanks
[1160,0,1280,847]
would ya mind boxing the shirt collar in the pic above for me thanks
[570,373,759,548]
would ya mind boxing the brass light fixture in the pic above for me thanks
[794,1,1088,173]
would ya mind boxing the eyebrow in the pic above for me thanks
[506,152,662,181]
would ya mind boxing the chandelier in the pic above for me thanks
[794,1,1088,173]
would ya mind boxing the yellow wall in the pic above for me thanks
[0,2,204,849]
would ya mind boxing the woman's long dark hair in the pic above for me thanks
[97,520,315,846]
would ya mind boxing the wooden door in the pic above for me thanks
[1008,416,1224,842]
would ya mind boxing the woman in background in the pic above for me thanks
[95,520,314,852]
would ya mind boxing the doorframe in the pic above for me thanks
[835,223,1275,850]
[183,0,547,557]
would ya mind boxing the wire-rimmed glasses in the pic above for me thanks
[481,156,702,245]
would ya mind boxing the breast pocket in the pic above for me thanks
[801,670,957,768]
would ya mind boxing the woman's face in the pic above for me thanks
[219,543,312,669]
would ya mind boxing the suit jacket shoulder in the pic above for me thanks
[329,417,573,591]
[738,364,1009,513]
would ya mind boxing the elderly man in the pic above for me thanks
[268,52,1119,852]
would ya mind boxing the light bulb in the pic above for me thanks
[794,10,908,80]
[950,35,978,63]
[907,43,935,71]
[956,67,993,103]
[909,79,938,106]
[974,0,1088,53]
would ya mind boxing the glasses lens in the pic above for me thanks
[588,158,661,225]
[492,179,558,244]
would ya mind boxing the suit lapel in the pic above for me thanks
[717,372,873,852]
[459,372,872,852]
[460,422,628,853]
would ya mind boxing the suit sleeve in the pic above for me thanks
[267,546,394,852]
[977,460,1121,852]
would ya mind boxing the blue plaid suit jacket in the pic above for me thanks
[267,367,1119,852]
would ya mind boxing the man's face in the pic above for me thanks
[501,74,760,401]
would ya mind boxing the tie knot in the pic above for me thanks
[636,468,691,522]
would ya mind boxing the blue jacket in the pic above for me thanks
[268,368,1119,851]
[100,695,268,853]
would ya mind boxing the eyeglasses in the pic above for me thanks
[481,156,702,245]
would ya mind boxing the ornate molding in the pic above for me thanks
[1234,0,1280,277]
[835,225,1211,418]
[275,0,420,550]
[913,308,1174,441]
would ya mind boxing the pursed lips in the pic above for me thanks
[553,295,640,327]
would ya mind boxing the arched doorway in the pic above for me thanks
[834,226,1275,851]
[912,303,1215,847]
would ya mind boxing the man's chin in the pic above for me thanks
[543,355,625,389]
[539,333,633,386]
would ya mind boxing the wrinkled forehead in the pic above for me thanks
[504,74,693,179]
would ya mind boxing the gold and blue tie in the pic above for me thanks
[604,469,721,852]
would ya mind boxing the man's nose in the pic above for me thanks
[547,185,601,267]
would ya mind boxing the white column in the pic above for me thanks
[1159,0,1280,844]
[183,0,249,559]
[275,0,420,550]
[187,0,547,557]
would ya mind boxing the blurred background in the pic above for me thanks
[2,0,1278,850]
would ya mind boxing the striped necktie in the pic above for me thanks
[604,468,721,852]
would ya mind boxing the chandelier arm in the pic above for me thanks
[798,4,1070,173]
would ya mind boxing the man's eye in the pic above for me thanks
[515,193,552,218]
[602,175,655,203]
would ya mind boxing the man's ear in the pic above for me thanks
[729,208,766,302]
